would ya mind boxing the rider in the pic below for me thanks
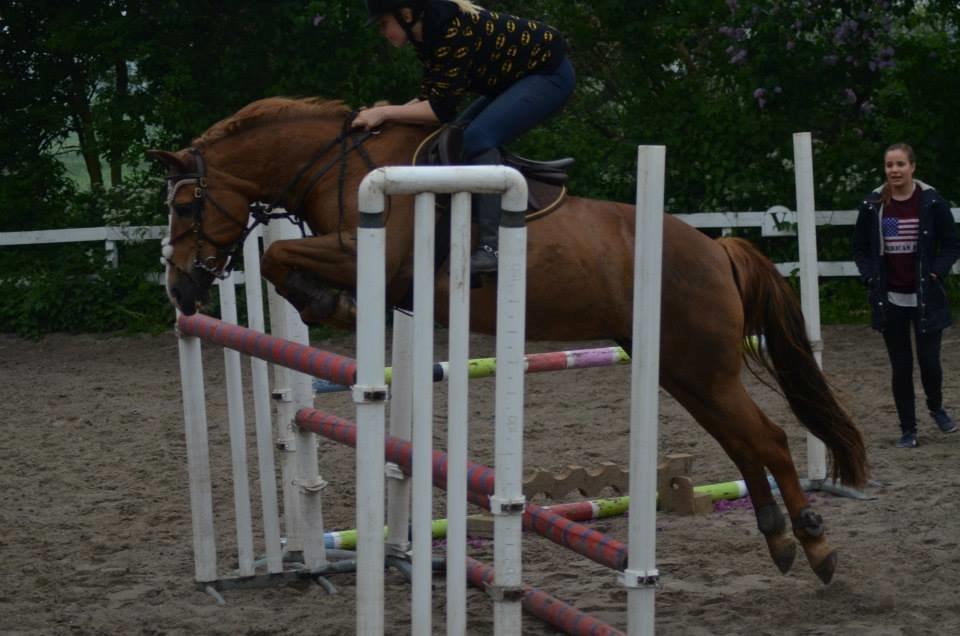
[353,0,575,273]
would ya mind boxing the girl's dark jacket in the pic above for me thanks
[852,180,960,332]
[413,1,567,122]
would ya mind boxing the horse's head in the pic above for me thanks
[147,147,253,315]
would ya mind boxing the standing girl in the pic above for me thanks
[853,143,960,447]
[354,0,576,272]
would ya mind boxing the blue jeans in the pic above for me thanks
[460,57,575,160]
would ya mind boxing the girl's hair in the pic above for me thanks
[447,0,482,17]
[880,142,916,204]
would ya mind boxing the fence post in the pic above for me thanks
[793,132,828,482]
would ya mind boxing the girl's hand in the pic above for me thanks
[352,106,389,131]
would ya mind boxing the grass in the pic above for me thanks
[54,131,148,191]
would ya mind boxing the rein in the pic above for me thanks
[164,112,377,280]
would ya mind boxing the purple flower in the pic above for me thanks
[313,13,325,27]
[786,40,795,51]
[844,88,857,104]
[753,88,767,109]
[730,49,748,65]
[726,0,738,12]
[833,18,859,43]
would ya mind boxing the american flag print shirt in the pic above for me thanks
[881,187,922,292]
[882,215,919,255]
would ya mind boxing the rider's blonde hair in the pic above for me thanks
[448,0,482,17]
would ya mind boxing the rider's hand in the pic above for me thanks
[352,106,388,131]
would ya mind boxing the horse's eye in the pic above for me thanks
[173,203,194,218]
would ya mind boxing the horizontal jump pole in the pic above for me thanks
[312,337,765,394]
[465,557,625,636]
[296,408,628,572]
[324,497,633,550]
[323,475,815,549]
[177,313,356,386]
[313,345,631,393]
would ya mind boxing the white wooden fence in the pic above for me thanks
[2,206,960,277]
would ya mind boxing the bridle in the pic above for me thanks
[162,112,378,281]
[163,148,250,279]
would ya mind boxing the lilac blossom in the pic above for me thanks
[753,87,767,108]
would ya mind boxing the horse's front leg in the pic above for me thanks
[260,234,361,329]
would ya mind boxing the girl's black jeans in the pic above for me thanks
[881,303,944,433]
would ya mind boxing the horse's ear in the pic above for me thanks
[145,149,189,173]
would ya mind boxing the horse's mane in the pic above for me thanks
[193,97,351,146]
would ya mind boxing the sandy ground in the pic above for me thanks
[2,323,960,635]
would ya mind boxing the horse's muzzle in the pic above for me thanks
[167,267,213,316]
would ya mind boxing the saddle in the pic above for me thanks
[412,125,572,221]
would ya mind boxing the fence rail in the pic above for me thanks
[2,206,960,277]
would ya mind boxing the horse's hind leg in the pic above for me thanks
[751,408,838,583]
[674,381,836,582]
[728,454,797,576]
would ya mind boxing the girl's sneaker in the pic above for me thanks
[930,409,958,434]
[896,430,918,448]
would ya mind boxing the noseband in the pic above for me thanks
[162,113,377,281]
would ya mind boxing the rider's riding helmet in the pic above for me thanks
[366,0,426,25]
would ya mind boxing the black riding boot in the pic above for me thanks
[469,148,501,273]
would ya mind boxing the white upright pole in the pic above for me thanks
[241,228,284,573]
[217,277,255,577]
[491,192,528,636]
[356,191,388,636]
[446,191,472,635]
[624,145,665,636]
[385,309,413,555]
[411,192,437,636]
[267,221,328,571]
[793,132,828,482]
[177,314,217,583]
[262,224,305,554]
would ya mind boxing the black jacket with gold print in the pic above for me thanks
[412,1,567,122]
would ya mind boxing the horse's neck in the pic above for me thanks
[210,122,432,206]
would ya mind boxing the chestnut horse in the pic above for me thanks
[150,97,867,584]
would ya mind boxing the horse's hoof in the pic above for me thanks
[764,531,797,575]
[812,550,838,584]
[772,541,797,574]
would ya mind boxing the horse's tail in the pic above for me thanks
[718,237,869,488]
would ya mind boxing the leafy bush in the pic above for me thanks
[0,242,173,338]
